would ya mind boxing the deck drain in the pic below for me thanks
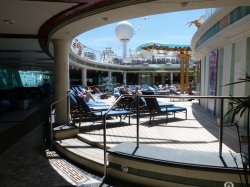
[46,150,87,184]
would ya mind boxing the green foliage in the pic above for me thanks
[225,96,250,122]
[224,73,250,186]
[224,73,250,86]
[224,73,250,122]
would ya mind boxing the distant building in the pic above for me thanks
[101,47,116,64]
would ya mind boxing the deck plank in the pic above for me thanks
[76,100,243,154]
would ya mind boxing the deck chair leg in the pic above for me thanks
[150,115,152,125]
[185,110,187,119]
[129,115,131,125]
[79,116,81,128]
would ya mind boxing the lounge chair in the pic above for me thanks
[143,97,187,125]
[72,94,134,127]
[150,84,171,95]
[141,91,174,108]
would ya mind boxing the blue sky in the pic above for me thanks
[76,9,205,56]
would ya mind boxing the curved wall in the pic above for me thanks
[191,7,250,127]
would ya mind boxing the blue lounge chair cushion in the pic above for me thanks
[159,106,186,113]
[158,101,174,107]
[71,87,77,94]
[75,96,91,112]
[94,109,133,117]
[89,105,110,111]
[77,86,86,94]
[70,93,78,106]
[143,96,187,125]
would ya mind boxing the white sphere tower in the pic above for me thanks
[115,21,134,58]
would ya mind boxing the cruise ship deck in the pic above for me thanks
[0,97,247,186]
[1,0,250,186]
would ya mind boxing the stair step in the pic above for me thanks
[55,138,104,173]
[77,133,117,149]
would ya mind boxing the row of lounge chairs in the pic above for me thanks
[69,88,133,127]
[114,83,180,97]
[69,86,187,128]
[142,91,187,125]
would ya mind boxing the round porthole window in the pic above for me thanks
[121,165,129,173]
[224,182,234,187]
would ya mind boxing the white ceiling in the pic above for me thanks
[0,0,250,70]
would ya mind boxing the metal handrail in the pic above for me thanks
[102,94,249,180]
[103,94,125,180]
[49,90,71,150]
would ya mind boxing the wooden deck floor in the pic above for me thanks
[77,99,248,154]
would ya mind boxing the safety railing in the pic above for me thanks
[102,94,249,180]
[103,94,124,179]
[49,90,71,150]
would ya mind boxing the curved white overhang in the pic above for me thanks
[50,0,250,41]
[45,0,250,68]
[191,7,250,60]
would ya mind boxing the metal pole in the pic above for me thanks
[136,96,140,147]
[67,90,70,124]
[102,95,123,181]
[103,116,107,180]
[247,108,250,171]
[49,93,71,150]
[219,98,224,157]
[50,105,54,150]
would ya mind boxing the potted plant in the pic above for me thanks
[224,73,250,186]
[225,73,250,122]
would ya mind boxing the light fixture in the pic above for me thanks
[181,2,188,7]
[121,165,128,173]
[2,19,15,24]
[102,17,108,21]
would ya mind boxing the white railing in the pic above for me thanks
[70,39,194,67]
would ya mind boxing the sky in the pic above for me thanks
[76,9,205,57]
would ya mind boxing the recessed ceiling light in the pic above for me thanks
[3,19,15,24]
[102,17,108,21]
[181,2,188,7]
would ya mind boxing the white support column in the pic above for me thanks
[170,72,173,84]
[108,71,112,86]
[53,39,70,124]
[123,72,127,84]
[161,74,165,84]
[108,71,112,92]
[152,73,155,84]
[81,67,87,87]
[108,71,112,81]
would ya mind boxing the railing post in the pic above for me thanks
[50,104,54,150]
[49,92,71,150]
[136,96,140,147]
[102,95,123,181]
[67,90,71,124]
[247,108,250,171]
[103,116,107,180]
[219,97,224,157]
